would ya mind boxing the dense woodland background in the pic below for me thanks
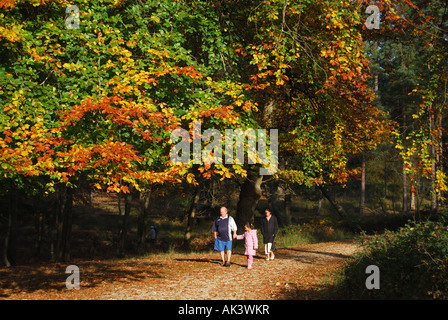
[0,0,447,295]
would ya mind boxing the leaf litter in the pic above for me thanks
[0,241,359,300]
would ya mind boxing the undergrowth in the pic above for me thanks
[275,219,352,247]
[334,219,448,299]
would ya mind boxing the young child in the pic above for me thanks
[235,222,258,269]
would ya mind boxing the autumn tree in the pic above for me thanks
[212,0,398,224]
[0,0,257,260]
[1,0,446,264]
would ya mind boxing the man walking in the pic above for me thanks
[212,207,237,266]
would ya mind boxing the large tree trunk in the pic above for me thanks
[268,181,284,225]
[51,186,73,262]
[236,172,264,230]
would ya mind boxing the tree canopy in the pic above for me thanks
[1,0,447,263]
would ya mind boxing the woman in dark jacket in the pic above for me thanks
[260,208,278,260]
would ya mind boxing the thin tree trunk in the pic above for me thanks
[318,186,346,219]
[61,188,73,261]
[34,211,44,257]
[185,186,201,242]
[430,105,438,212]
[359,153,366,215]
[383,159,387,199]
[402,100,408,213]
[437,114,443,202]
[4,186,17,267]
[403,165,408,213]
[410,159,417,211]
[401,51,408,214]
[51,186,63,261]
[315,188,323,217]
[284,193,292,225]
[53,186,73,262]
[117,192,132,257]
[410,186,416,211]
[55,188,66,261]
[316,198,323,217]
[137,190,151,253]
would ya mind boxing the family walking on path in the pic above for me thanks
[212,206,279,269]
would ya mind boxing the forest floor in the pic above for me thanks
[0,240,359,300]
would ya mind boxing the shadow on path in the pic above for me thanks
[282,247,351,259]
[174,253,249,268]
[0,259,165,297]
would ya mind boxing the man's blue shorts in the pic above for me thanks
[214,238,232,251]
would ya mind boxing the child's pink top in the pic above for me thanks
[236,229,258,256]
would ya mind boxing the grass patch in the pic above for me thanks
[276,219,353,248]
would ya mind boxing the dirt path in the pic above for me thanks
[1,240,359,300]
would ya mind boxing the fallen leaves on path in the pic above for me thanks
[0,240,359,300]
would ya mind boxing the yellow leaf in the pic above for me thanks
[150,16,160,23]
